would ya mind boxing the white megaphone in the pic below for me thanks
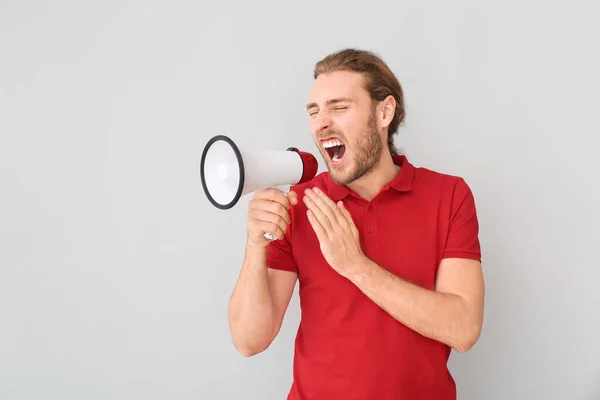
[200,135,319,210]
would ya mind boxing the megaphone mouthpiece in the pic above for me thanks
[286,147,319,185]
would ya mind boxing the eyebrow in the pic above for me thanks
[306,97,353,111]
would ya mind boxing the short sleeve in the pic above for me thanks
[267,233,298,273]
[442,178,482,262]
[266,201,298,273]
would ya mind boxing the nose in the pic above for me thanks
[313,112,332,134]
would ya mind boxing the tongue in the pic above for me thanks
[332,146,344,161]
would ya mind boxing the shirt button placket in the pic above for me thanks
[364,203,379,252]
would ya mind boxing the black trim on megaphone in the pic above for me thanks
[200,134,245,210]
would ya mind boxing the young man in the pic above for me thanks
[228,48,485,400]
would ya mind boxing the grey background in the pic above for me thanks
[1,0,598,399]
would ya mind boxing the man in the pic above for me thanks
[228,48,485,399]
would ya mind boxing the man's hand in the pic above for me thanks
[248,188,298,247]
[303,187,366,277]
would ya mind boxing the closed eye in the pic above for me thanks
[307,105,348,117]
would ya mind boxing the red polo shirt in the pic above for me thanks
[267,155,481,400]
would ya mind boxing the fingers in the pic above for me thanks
[253,188,291,209]
[248,219,285,240]
[311,187,336,210]
[287,190,299,206]
[247,212,286,241]
[303,188,341,232]
[313,187,351,229]
[306,209,327,241]
[258,220,285,240]
[248,199,290,233]
[337,200,351,219]
[248,188,295,241]
[252,198,291,224]
[251,189,294,222]
[336,201,355,232]
[304,198,331,236]
[249,207,288,235]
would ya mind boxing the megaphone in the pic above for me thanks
[200,135,319,210]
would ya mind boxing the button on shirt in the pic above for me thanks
[267,155,482,400]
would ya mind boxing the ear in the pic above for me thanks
[379,95,396,129]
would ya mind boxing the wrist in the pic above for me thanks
[243,239,269,271]
[246,242,269,257]
[246,233,269,250]
[343,254,372,281]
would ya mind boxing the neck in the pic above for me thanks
[347,152,400,201]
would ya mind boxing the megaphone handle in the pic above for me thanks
[264,232,277,241]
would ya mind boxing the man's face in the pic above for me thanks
[306,71,384,185]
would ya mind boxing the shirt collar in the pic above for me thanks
[326,155,415,201]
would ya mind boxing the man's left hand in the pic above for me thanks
[303,187,367,277]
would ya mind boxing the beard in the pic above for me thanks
[327,110,384,186]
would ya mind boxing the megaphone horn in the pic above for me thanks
[200,135,318,210]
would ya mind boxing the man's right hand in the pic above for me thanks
[247,188,299,246]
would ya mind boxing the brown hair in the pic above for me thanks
[313,48,406,156]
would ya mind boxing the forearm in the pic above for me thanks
[228,242,277,355]
[347,258,479,352]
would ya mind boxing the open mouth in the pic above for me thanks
[321,138,346,163]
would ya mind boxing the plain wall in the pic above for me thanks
[1,0,598,399]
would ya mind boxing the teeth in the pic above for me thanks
[322,139,343,149]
